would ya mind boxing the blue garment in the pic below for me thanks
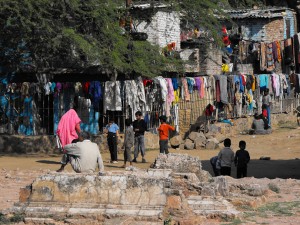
[106,123,119,133]
[186,78,194,94]
[50,82,56,93]
[172,78,178,90]
[234,75,240,84]
[239,75,244,93]
[89,81,102,111]
[285,74,291,96]
[259,74,269,88]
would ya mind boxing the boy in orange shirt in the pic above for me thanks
[157,115,175,154]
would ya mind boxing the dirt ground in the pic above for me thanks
[0,123,300,224]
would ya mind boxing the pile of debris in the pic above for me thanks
[170,131,224,150]
[11,153,300,225]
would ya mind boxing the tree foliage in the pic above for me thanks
[0,0,181,78]
[0,0,267,78]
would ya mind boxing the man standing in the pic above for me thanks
[56,131,105,175]
[218,138,234,176]
[132,111,147,163]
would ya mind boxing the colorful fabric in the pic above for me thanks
[57,109,81,147]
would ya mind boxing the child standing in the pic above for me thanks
[105,119,119,163]
[122,119,134,168]
[234,140,250,178]
[157,115,175,154]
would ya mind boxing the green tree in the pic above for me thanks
[0,0,267,78]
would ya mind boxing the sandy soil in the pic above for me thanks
[0,125,300,224]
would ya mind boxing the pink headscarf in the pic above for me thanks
[57,109,81,147]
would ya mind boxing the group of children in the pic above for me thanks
[211,138,250,178]
[106,112,175,168]
[112,114,251,179]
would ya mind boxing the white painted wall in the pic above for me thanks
[135,11,181,50]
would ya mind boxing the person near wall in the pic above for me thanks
[56,131,105,175]
[262,88,272,127]
[132,111,147,163]
[104,119,119,164]
[217,138,234,176]
[121,119,134,168]
[234,140,250,179]
[157,115,175,154]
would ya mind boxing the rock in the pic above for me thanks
[152,153,211,182]
[218,137,226,143]
[194,136,207,149]
[184,139,195,150]
[144,132,160,149]
[170,135,182,148]
[188,132,203,141]
[205,138,219,150]
[179,144,185,150]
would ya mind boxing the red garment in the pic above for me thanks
[143,79,153,87]
[262,109,268,118]
[83,82,90,94]
[158,123,175,140]
[216,80,221,103]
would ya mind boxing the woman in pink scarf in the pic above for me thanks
[56,108,81,172]
[57,109,81,148]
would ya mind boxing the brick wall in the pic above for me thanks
[198,43,222,75]
[135,11,181,50]
[179,48,200,73]
[265,19,285,42]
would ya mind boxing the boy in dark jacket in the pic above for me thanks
[234,140,250,178]
[132,111,147,163]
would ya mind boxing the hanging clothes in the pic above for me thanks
[260,42,267,71]
[171,78,178,91]
[77,96,91,124]
[214,75,228,104]
[165,78,175,117]
[124,80,138,121]
[259,74,269,92]
[181,78,190,101]
[200,77,205,99]
[266,43,275,71]
[135,76,147,114]
[294,34,300,73]
[195,77,201,98]
[89,81,102,111]
[284,38,293,66]
[103,81,122,113]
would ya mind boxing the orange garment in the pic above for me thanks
[158,123,175,140]
[275,41,282,62]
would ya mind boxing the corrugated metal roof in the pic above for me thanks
[225,7,295,19]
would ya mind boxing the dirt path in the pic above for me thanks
[0,126,300,224]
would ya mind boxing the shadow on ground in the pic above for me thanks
[202,159,300,179]
[36,160,61,165]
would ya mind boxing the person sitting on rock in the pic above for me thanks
[56,131,105,175]
[250,113,271,135]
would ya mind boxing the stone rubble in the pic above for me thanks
[8,153,300,225]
